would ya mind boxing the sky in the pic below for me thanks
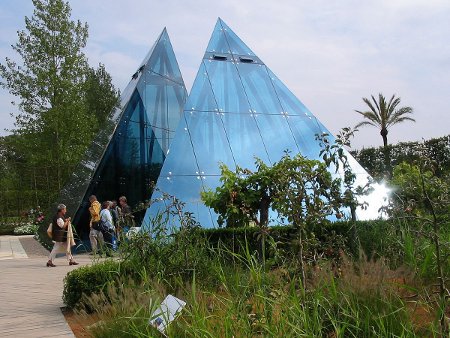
[0,0,449,149]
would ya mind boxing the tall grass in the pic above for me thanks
[76,236,432,337]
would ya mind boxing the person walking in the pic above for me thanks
[46,204,78,267]
[89,195,104,254]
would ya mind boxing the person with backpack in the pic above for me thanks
[99,200,116,253]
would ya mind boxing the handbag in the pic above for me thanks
[99,219,114,234]
[47,223,53,238]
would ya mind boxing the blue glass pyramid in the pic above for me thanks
[142,19,383,229]
[59,29,186,237]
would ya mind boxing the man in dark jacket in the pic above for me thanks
[46,204,78,267]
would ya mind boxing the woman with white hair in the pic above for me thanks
[46,204,78,267]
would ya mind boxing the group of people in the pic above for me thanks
[88,195,133,254]
[45,195,134,267]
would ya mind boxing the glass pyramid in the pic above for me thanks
[142,19,386,230]
[58,28,186,238]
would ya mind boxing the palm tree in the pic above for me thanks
[355,93,415,175]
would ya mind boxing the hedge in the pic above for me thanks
[197,220,394,259]
[351,134,450,179]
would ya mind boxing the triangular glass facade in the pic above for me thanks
[142,19,385,229]
[59,29,186,238]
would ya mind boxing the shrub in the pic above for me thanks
[13,223,38,235]
[63,260,133,309]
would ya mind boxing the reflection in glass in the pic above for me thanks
[205,60,251,113]
[236,63,283,115]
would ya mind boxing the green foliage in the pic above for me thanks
[0,222,17,236]
[80,241,422,337]
[390,160,450,335]
[202,152,358,228]
[391,162,449,217]
[201,158,288,228]
[83,63,120,126]
[63,259,127,309]
[351,134,450,180]
[64,215,448,336]
[0,0,119,216]
[63,227,215,309]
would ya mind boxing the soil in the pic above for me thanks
[62,307,98,338]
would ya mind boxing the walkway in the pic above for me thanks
[0,235,92,337]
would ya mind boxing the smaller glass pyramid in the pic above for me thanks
[58,29,186,238]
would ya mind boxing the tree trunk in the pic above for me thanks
[420,167,448,336]
[380,128,391,178]
[298,227,307,290]
[259,194,271,265]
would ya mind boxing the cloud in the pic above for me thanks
[1,0,449,148]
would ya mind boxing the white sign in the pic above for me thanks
[149,294,186,334]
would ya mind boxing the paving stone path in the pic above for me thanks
[0,235,92,337]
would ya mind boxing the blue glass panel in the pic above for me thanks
[146,30,184,85]
[267,69,311,116]
[221,113,270,170]
[138,79,164,135]
[205,60,251,113]
[186,111,235,175]
[146,174,213,228]
[185,62,219,112]
[253,114,298,164]
[286,115,324,160]
[155,174,204,204]
[220,19,255,56]
[166,84,186,133]
[206,20,231,54]
[201,174,221,192]
[236,63,283,114]
[146,133,165,168]
[181,202,214,229]
[160,116,200,176]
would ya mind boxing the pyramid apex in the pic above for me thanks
[158,27,170,41]
[206,18,255,56]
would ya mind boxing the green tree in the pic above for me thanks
[355,93,414,176]
[201,160,277,229]
[84,63,120,126]
[0,0,119,214]
[0,0,92,190]
[202,150,366,287]
[391,160,449,336]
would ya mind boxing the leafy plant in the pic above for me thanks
[390,159,450,335]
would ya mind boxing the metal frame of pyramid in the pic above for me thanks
[57,28,186,238]
[142,19,387,230]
